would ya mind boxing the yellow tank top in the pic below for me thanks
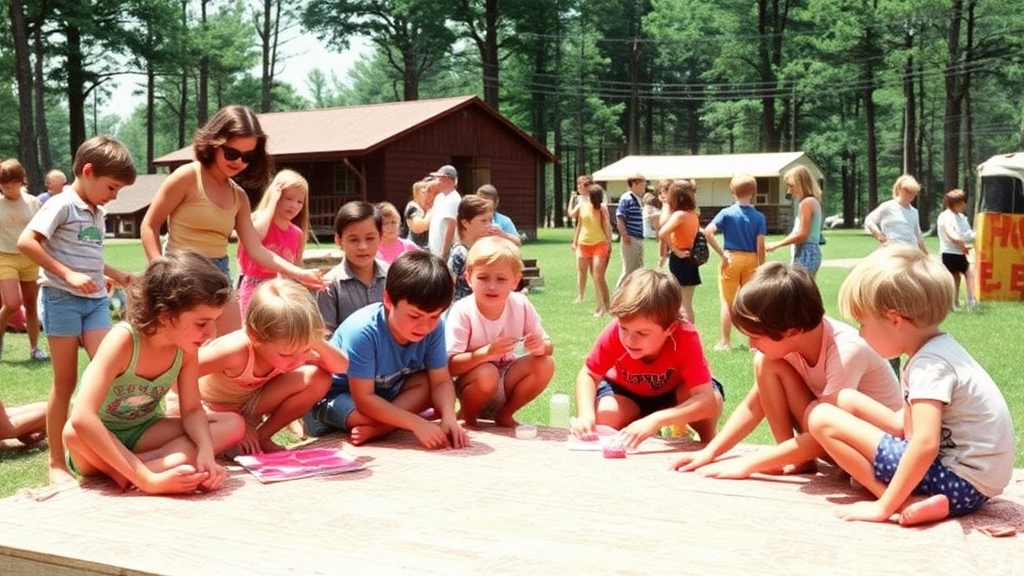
[577,202,608,246]
[166,163,241,258]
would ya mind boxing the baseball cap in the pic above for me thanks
[430,165,458,180]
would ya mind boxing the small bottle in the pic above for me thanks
[549,393,571,428]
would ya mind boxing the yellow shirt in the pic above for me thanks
[577,202,608,246]
[166,163,242,259]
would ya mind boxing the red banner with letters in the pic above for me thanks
[974,212,1024,301]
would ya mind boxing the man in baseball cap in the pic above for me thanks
[427,165,461,259]
[430,165,458,181]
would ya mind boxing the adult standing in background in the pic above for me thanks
[427,164,460,260]
[864,174,927,253]
[766,165,824,276]
[615,173,646,291]
[403,180,433,248]
[38,169,68,204]
[475,184,521,246]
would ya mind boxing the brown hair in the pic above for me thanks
[610,268,682,328]
[667,179,697,212]
[0,159,27,184]
[193,105,273,191]
[943,188,967,210]
[126,250,231,336]
[72,136,137,184]
[457,194,494,234]
[732,262,825,340]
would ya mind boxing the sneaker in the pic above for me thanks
[30,347,50,362]
[967,298,978,312]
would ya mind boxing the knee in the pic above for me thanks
[804,401,835,437]
[306,368,332,398]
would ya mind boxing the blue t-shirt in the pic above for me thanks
[328,302,449,394]
[615,192,644,240]
[492,211,518,236]
[709,203,767,252]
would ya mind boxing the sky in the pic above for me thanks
[102,34,368,116]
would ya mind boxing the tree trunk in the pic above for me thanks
[8,0,41,188]
[147,64,156,173]
[33,19,52,174]
[65,23,86,157]
[902,46,916,176]
[481,0,499,110]
[864,71,879,209]
[197,0,209,125]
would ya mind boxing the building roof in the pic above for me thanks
[153,96,555,165]
[592,152,824,181]
[978,152,1024,176]
[104,173,166,215]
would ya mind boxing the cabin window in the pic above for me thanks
[333,164,359,197]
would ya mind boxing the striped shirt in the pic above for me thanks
[616,191,644,240]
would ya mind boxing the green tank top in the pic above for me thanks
[794,198,823,244]
[99,323,182,432]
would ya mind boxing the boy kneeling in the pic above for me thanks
[572,269,723,449]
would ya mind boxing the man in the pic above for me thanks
[38,169,68,204]
[427,165,461,260]
[615,172,646,290]
[475,184,521,246]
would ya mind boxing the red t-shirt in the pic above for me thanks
[585,319,712,397]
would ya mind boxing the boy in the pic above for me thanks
[446,236,554,428]
[614,173,646,291]
[671,262,902,478]
[0,158,47,362]
[475,184,522,246]
[306,250,469,449]
[317,201,388,334]
[806,246,1013,526]
[703,174,766,351]
[571,268,723,450]
[18,135,136,484]
[448,194,494,302]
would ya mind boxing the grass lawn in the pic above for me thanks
[2,228,1022,497]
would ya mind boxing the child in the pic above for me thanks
[614,173,647,291]
[448,194,494,302]
[376,201,419,264]
[703,174,766,351]
[475,184,522,246]
[658,179,701,324]
[62,250,245,494]
[18,136,137,484]
[306,250,469,450]
[766,165,824,276]
[937,189,977,311]
[0,397,46,446]
[670,262,902,478]
[199,279,348,454]
[317,201,388,334]
[571,268,723,450]
[445,237,554,428]
[236,169,310,315]
[807,246,1014,526]
[0,158,47,361]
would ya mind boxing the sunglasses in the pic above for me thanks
[220,144,258,164]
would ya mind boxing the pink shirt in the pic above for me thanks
[377,237,419,264]
[236,221,302,313]
[585,319,712,397]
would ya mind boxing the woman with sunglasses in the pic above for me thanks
[141,105,326,335]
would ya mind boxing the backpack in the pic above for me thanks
[690,230,710,266]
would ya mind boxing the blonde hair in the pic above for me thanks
[784,166,821,202]
[376,201,401,221]
[254,169,310,244]
[730,173,757,200]
[891,174,920,198]
[838,245,954,327]
[245,278,326,349]
[466,236,523,276]
[610,268,682,328]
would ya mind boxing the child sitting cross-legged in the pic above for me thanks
[305,250,469,449]
[445,236,554,428]
[671,262,902,477]
[198,278,348,454]
[806,246,1014,526]
[571,268,724,450]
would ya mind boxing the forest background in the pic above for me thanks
[2,0,1024,227]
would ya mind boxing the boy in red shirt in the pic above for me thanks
[571,268,723,449]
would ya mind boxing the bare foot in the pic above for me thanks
[287,419,306,440]
[17,432,46,446]
[573,297,584,304]
[899,495,950,527]
[713,342,731,352]
[593,308,606,317]
[259,438,287,453]
[349,424,391,446]
[493,409,518,428]
[48,465,77,486]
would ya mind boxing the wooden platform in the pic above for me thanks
[1,428,1022,575]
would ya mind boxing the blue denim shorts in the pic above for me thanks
[873,432,989,517]
[305,376,408,435]
[210,256,232,280]
[41,286,110,337]
[793,242,822,275]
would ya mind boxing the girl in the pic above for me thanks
[236,169,310,315]
[937,189,976,311]
[377,201,419,264]
[63,250,245,495]
[0,159,47,362]
[864,174,928,253]
[140,105,325,336]
[570,183,612,316]
[448,194,495,302]
[766,165,824,276]
[199,278,348,454]
[403,180,433,248]
[659,179,701,324]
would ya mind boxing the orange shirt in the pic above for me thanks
[669,211,700,251]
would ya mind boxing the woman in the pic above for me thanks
[864,174,927,253]
[658,179,701,324]
[141,105,325,335]
[570,183,613,316]
[766,165,824,276]
[403,179,433,248]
